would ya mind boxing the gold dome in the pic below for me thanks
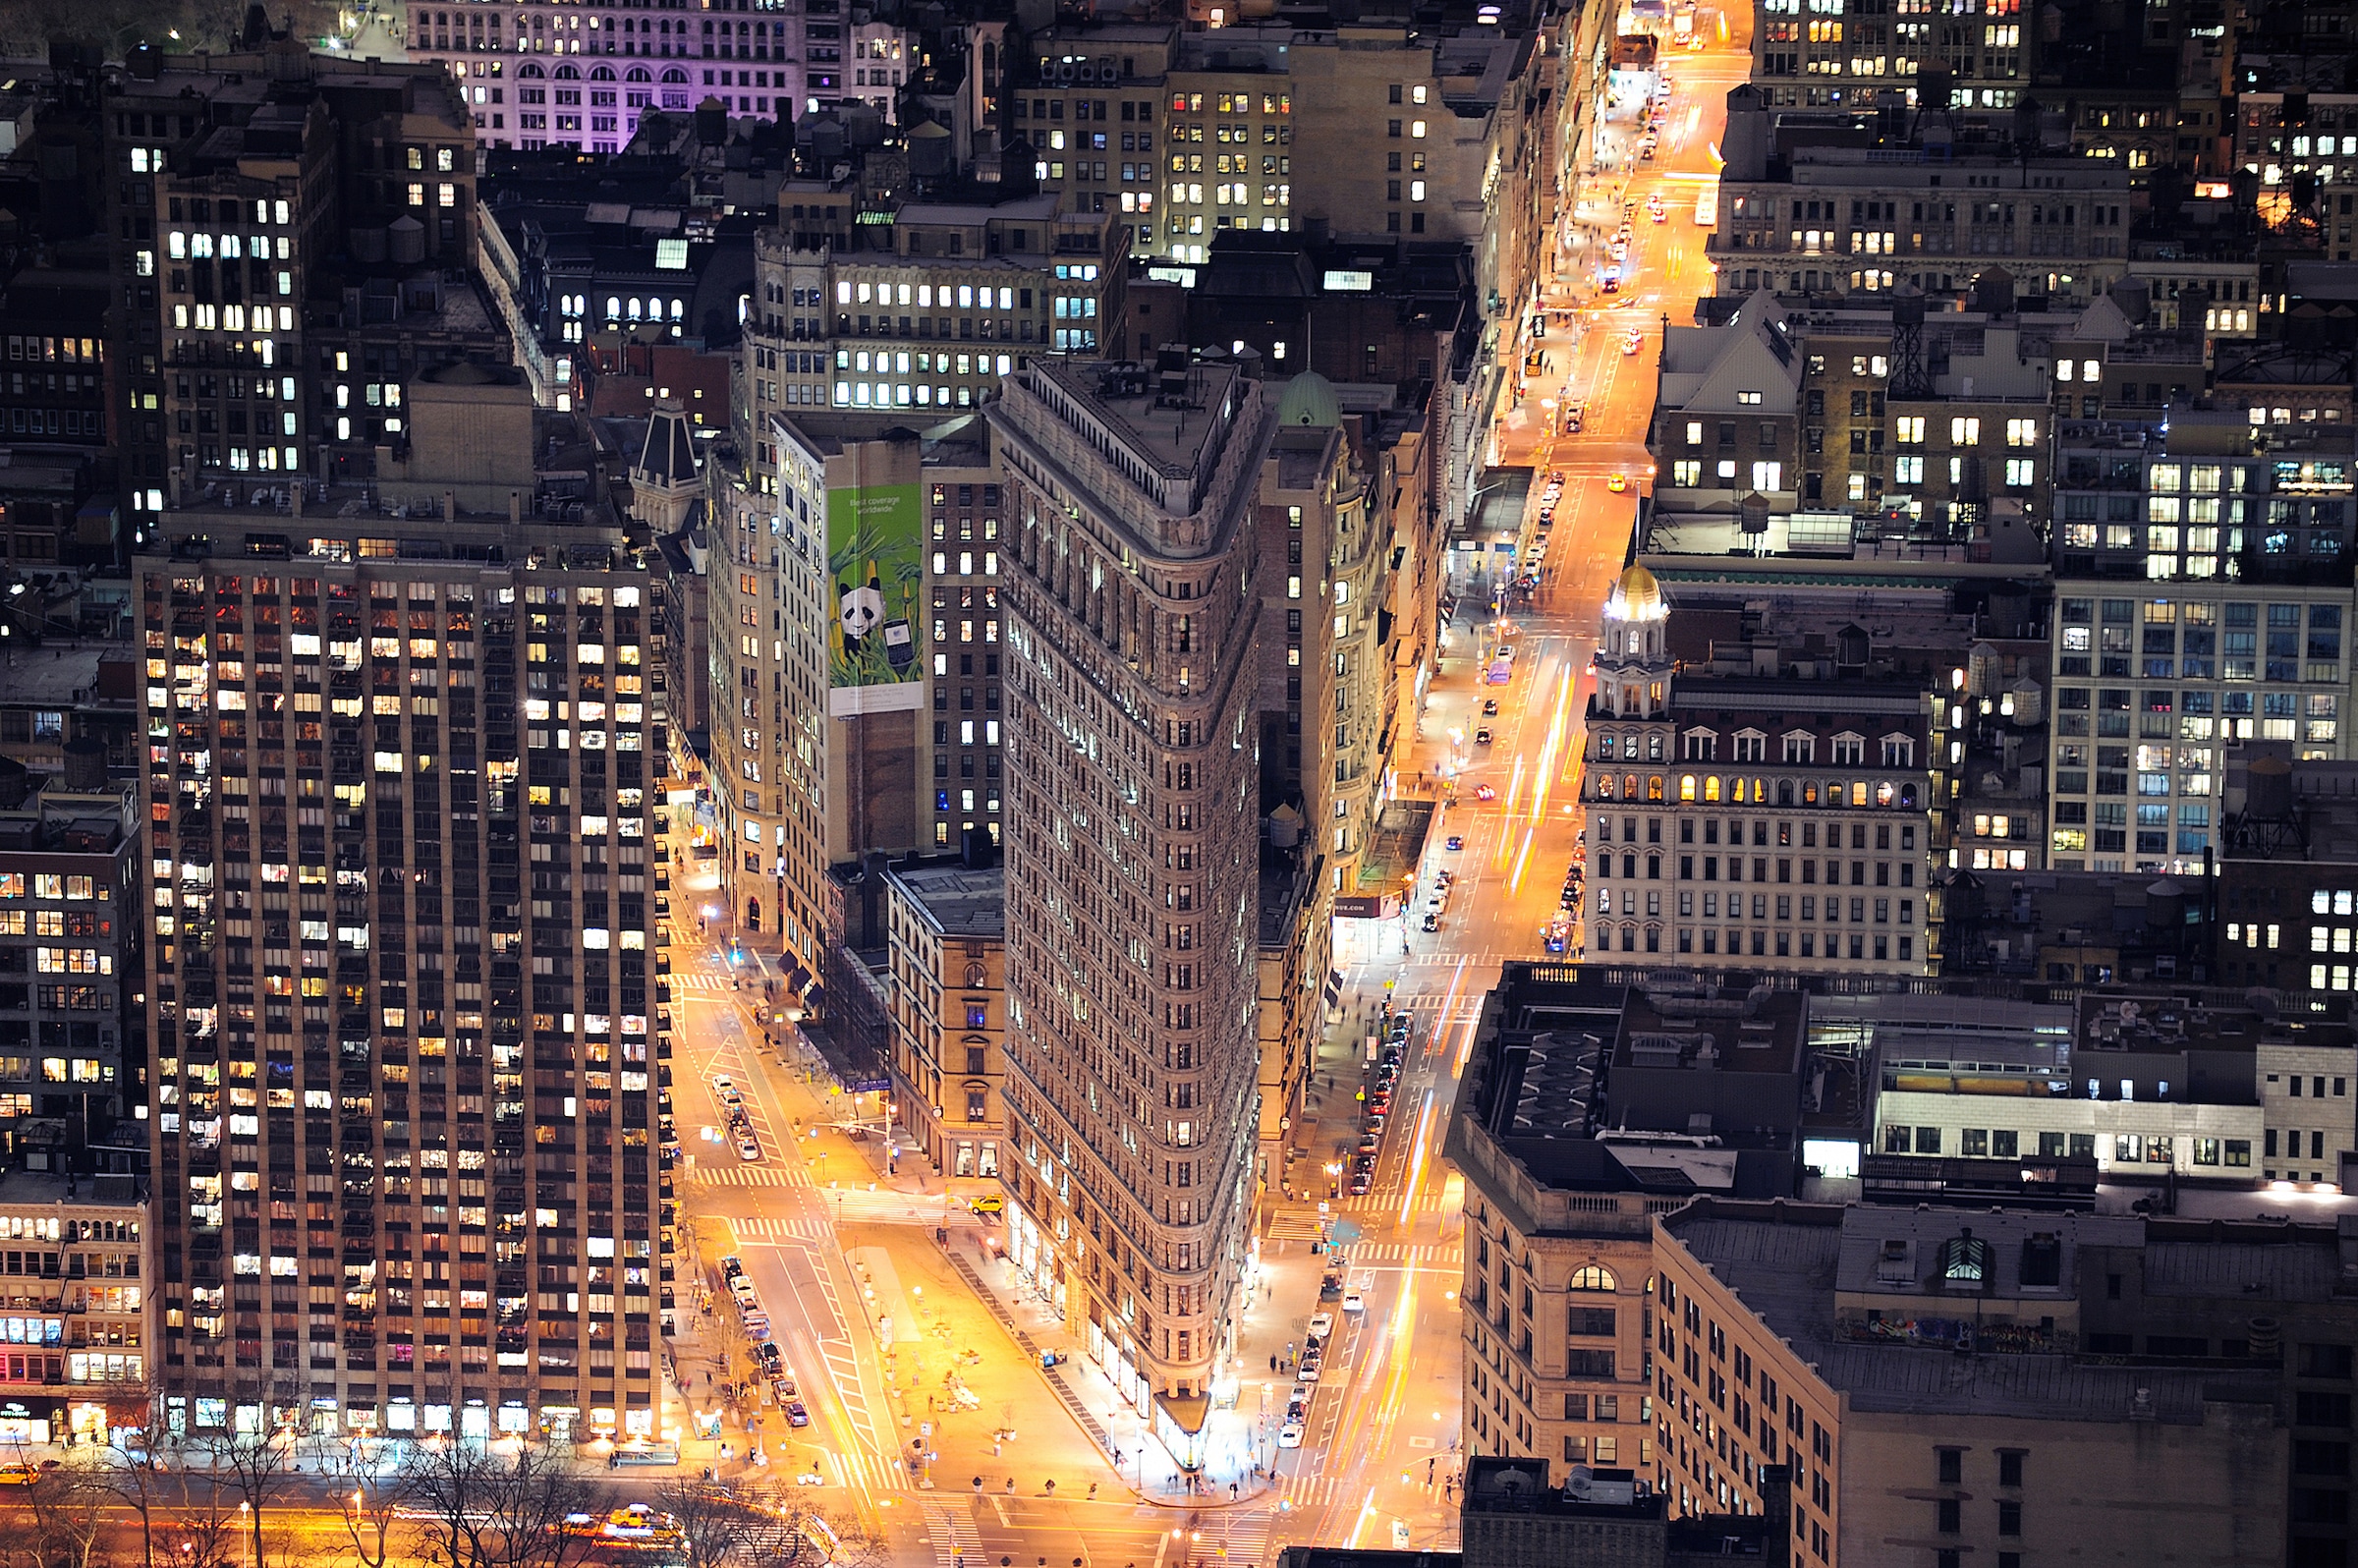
[1606,562,1667,623]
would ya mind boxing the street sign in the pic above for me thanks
[848,1079,891,1093]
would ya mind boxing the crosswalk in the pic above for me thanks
[1208,1510,1272,1566]
[720,1213,833,1246]
[682,1160,811,1189]
[668,971,740,993]
[1342,1242,1455,1265]
[1279,1473,1351,1511]
[920,1501,985,1568]
[1328,1192,1449,1217]
[1264,1210,1326,1242]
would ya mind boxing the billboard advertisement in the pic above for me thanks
[825,447,925,714]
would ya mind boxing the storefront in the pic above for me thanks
[0,1400,52,1444]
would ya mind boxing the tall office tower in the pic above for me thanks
[984,353,1271,1449]
[139,370,672,1443]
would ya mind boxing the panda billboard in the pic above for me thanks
[824,456,925,715]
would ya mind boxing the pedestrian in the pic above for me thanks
[1269,1354,1277,1372]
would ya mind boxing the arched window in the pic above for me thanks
[1622,774,1637,800]
[1597,774,1616,800]
[1647,776,1663,802]
[553,63,581,80]
[519,61,545,78]
[660,67,689,83]
[627,297,643,319]
[605,296,621,318]
[670,299,685,319]
[1679,775,1697,803]
[1570,1265,1617,1292]
[1704,775,1722,803]
[590,64,616,81]
[626,65,652,82]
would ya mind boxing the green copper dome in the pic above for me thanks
[1275,369,1341,428]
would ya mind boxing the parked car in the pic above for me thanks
[785,1400,811,1428]
[1308,1312,1334,1342]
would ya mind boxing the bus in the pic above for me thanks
[1694,186,1718,227]
[1488,644,1515,684]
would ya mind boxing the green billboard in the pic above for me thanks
[825,479,924,692]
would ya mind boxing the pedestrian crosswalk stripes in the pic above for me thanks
[1279,1473,1347,1509]
[1339,1242,1454,1265]
[1264,1211,1325,1242]
[921,1502,985,1568]
[1215,1514,1270,1567]
[682,1161,809,1188]
[669,972,738,992]
[719,1213,832,1245]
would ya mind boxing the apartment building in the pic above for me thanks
[0,774,143,1177]
[1153,26,1513,265]
[2045,412,2358,873]
[882,855,1004,1183]
[703,415,829,960]
[1653,1201,2312,1568]
[1712,93,2137,305]
[139,376,673,1442]
[743,195,1128,422]
[914,428,1006,855]
[0,1172,152,1448]
[102,46,478,518]
[1651,291,1807,516]
[1585,566,1940,977]
[984,353,1271,1450]
[1751,9,2031,108]
[1444,966,1812,1487]
[1006,23,1180,246]
[1261,375,1388,892]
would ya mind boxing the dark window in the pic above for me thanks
[1997,1450,2024,1487]
[1937,1448,1962,1485]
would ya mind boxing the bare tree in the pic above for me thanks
[19,1462,114,1568]
[398,1439,610,1568]
[101,1397,193,1568]
[710,1313,757,1397]
[322,1442,408,1568]
[198,1425,299,1568]
[818,1510,890,1568]
[159,1460,244,1568]
[647,1477,782,1568]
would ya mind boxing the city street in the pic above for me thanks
[660,17,1755,1567]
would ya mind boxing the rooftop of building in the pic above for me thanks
[1617,974,1810,1080]
[0,645,130,710]
[1023,352,1252,479]
[0,778,134,856]
[1662,1198,2293,1422]
[885,854,1004,940]
[0,1167,142,1209]
[2074,989,2350,1058]
[1446,965,1805,1204]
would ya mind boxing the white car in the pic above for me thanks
[1298,1353,1322,1383]
[1341,1290,1367,1314]
[1307,1312,1334,1342]
[737,1133,761,1161]
[1278,1420,1305,1448]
